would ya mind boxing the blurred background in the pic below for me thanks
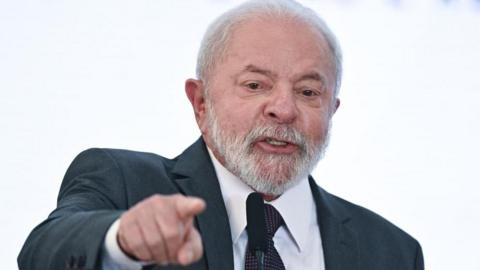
[1,0,479,269]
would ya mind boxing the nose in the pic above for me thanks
[264,85,298,124]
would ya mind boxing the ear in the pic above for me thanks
[331,98,340,116]
[185,78,207,131]
[334,98,340,113]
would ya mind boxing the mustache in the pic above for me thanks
[243,125,307,150]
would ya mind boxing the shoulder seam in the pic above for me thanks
[97,148,129,208]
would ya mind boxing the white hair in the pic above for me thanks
[205,97,329,196]
[196,0,343,95]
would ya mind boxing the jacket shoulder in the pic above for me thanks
[329,190,418,243]
[315,184,421,252]
[67,147,175,177]
[75,147,173,166]
[317,187,423,268]
[60,148,179,207]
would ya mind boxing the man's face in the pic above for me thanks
[191,18,339,196]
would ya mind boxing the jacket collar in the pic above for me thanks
[170,137,359,270]
[309,177,359,270]
[171,138,234,270]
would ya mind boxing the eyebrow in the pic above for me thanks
[297,72,326,85]
[239,64,326,84]
[241,64,277,78]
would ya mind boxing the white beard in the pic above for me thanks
[205,100,331,196]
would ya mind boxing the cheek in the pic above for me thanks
[218,100,260,130]
[219,112,251,135]
[301,109,331,139]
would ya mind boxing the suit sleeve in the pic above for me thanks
[415,241,424,270]
[18,148,129,270]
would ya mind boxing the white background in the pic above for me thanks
[1,0,479,269]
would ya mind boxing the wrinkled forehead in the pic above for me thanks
[207,17,336,87]
[219,16,335,75]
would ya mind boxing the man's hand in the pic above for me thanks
[117,194,206,266]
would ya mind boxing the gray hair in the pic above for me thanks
[196,0,343,96]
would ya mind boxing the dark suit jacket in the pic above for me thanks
[18,138,424,270]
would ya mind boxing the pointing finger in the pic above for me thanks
[175,196,206,220]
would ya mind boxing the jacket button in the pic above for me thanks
[65,255,75,269]
[77,255,86,268]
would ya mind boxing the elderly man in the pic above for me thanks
[19,0,423,269]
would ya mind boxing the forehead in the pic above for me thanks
[220,17,335,81]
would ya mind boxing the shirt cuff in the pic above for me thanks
[102,219,149,270]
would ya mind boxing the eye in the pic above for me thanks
[246,82,261,90]
[301,89,317,97]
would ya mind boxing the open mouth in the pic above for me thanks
[265,137,290,146]
[254,137,299,154]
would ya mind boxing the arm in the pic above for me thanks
[415,241,424,270]
[18,148,205,269]
[18,148,128,270]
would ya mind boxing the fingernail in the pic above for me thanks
[191,198,202,205]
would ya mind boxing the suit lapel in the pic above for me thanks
[309,177,359,270]
[171,138,234,270]
[169,138,358,270]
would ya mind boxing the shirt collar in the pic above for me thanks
[207,148,316,252]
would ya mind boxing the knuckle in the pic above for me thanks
[120,211,135,224]
[130,203,150,217]
[164,230,181,245]
[144,194,164,206]
[145,234,163,249]
[129,242,147,257]
[170,194,184,201]
[148,243,167,264]
[132,245,152,261]
[136,250,151,261]
[149,246,165,262]
[127,234,143,249]
[157,219,183,243]
[151,194,164,201]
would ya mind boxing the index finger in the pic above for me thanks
[175,196,206,220]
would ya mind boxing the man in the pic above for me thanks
[18,0,424,269]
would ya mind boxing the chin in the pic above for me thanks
[242,172,303,197]
[239,160,305,196]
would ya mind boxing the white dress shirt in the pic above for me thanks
[102,149,325,270]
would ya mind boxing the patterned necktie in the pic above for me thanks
[245,204,286,270]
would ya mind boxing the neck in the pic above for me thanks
[262,193,280,202]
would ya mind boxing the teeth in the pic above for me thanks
[266,138,288,146]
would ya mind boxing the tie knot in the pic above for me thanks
[264,204,284,236]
